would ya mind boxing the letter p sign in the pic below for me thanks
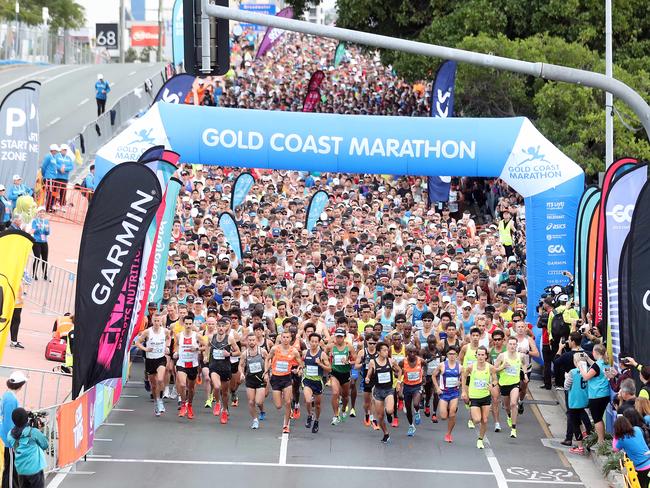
[6,108,26,137]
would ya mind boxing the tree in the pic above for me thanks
[0,0,85,31]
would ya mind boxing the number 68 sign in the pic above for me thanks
[95,23,118,49]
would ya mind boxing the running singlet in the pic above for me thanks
[210,334,231,370]
[462,345,478,369]
[411,305,427,329]
[373,358,393,389]
[146,328,166,359]
[469,365,491,399]
[516,336,532,372]
[230,329,242,364]
[272,347,295,376]
[423,350,441,377]
[391,345,405,364]
[403,358,423,386]
[178,332,199,368]
[489,346,507,365]
[304,349,324,380]
[331,345,351,373]
[245,347,265,376]
[362,348,378,376]
[498,354,521,387]
[441,360,460,391]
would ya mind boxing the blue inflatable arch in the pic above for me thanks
[96,102,585,329]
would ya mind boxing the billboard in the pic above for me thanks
[239,3,277,32]
[130,24,163,47]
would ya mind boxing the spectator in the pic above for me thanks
[618,378,638,416]
[55,144,74,208]
[612,416,650,487]
[1,371,27,488]
[7,175,32,209]
[31,207,50,281]
[8,285,24,350]
[83,164,96,191]
[635,397,650,427]
[0,185,11,230]
[6,408,48,488]
[575,344,611,444]
[40,144,59,212]
[95,74,110,116]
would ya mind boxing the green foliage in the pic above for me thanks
[125,48,138,63]
[0,0,84,30]
[602,451,623,477]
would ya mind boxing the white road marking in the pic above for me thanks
[87,454,112,458]
[101,422,125,426]
[46,465,71,488]
[43,65,87,84]
[120,394,139,398]
[93,438,113,442]
[507,480,584,485]
[0,65,61,90]
[85,458,494,476]
[77,98,89,106]
[279,433,288,465]
[129,70,136,76]
[484,439,508,488]
[48,117,61,126]
[112,408,134,412]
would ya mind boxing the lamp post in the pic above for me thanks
[14,1,19,59]
[605,0,613,169]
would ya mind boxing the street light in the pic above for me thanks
[605,0,613,169]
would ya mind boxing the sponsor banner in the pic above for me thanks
[578,191,601,309]
[302,90,321,113]
[255,7,293,59]
[130,24,162,48]
[307,70,325,93]
[240,3,277,32]
[218,212,242,262]
[625,179,650,368]
[72,162,162,398]
[306,190,329,232]
[0,84,39,189]
[57,387,95,467]
[573,186,599,304]
[619,236,631,354]
[0,230,34,362]
[231,172,254,210]
[172,0,184,67]
[153,73,195,105]
[333,42,346,67]
[587,205,600,317]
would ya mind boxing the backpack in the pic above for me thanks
[551,308,570,340]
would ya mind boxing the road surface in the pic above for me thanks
[0,62,165,160]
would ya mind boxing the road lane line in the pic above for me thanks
[484,439,508,488]
[101,422,125,426]
[46,466,71,488]
[48,117,61,126]
[112,408,134,412]
[43,65,87,84]
[77,98,89,106]
[85,458,494,476]
[94,438,113,442]
[279,433,288,465]
[507,480,584,485]
[0,65,61,90]
[120,394,139,398]
[129,70,136,76]
[87,454,112,458]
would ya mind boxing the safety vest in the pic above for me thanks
[54,316,74,339]
[498,220,513,246]
[65,332,74,368]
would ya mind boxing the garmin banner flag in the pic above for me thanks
[172,0,184,68]
[0,84,39,189]
[428,61,457,205]
[256,7,293,59]
[605,164,647,361]
[153,73,195,105]
[231,172,254,210]
[218,212,242,262]
[306,190,329,232]
[73,162,162,398]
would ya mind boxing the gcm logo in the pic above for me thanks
[606,204,634,224]
[548,245,565,254]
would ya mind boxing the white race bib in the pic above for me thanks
[445,376,459,388]
[275,360,289,373]
[427,360,440,375]
[393,355,404,363]
[474,379,488,389]
[179,348,194,362]
[248,361,262,374]
[306,365,319,377]
[505,364,518,376]
[230,355,240,364]
[333,354,346,366]
[407,371,421,382]
[212,349,225,360]
[377,371,391,384]
[152,345,164,355]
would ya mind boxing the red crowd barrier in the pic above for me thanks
[42,180,93,225]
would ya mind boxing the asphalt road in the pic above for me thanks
[51,381,586,488]
[0,62,165,160]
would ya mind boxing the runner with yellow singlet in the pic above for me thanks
[459,327,481,429]
[494,336,527,438]
[488,329,507,432]
[389,334,406,428]
[461,346,497,449]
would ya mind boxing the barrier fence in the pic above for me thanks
[39,180,93,225]
[23,256,76,316]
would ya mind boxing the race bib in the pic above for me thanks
[377,371,391,384]
[275,360,289,373]
[407,371,421,382]
[179,348,194,362]
[212,349,225,360]
[427,360,440,375]
[505,364,518,376]
[151,345,164,355]
[306,365,319,377]
[248,361,262,374]
[230,355,240,364]
[445,377,459,388]
[334,354,346,366]
[474,378,488,389]
[414,320,423,330]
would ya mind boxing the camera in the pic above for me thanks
[27,410,48,430]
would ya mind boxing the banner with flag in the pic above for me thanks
[0,84,39,189]
[73,162,162,398]
[172,0,184,68]
[256,7,293,59]
[302,70,325,113]
[218,212,242,262]
[604,163,647,362]
[573,186,599,304]
[153,73,196,105]
[587,205,600,317]
[0,229,34,362]
[619,237,631,355]
[624,179,650,368]
[333,42,346,67]
[306,190,329,232]
[578,190,601,311]
[231,172,254,210]
[427,61,457,206]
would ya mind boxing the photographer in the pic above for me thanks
[609,355,643,393]
[6,408,48,488]
[548,294,579,388]
[1,371,27,488]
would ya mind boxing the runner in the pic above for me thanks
[200,319,216,409]
[289,323,307,420]
[356,333,379,429]
[327,327,355,425]
[174,314,200,419]
[399,344,424,436]
[302,332,332,434]
[514,319,539,414]
[460,327,481,429]
[347,317,361,418]
[421,334,442,422]
[432,345,461,442]
[389,333,406,427]
[208,317,241,424]
[266,331,304,433]
[494,337,527,438]
[228,312,244,409]
[365,341,402,443]
[239,332,268,429]
[462,346,498,449]
[488,329,507,431]
[135,313,170,417]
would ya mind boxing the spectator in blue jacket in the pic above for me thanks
[613,416,650,487]
[7,408,48,488]
[7,175,32,209]
[0,184,11,230]
[41,144,59,212]
[1,371,27,488]
[31,207,50,281]
[95,74,111,116]
[83,164,96,191]
[55,144,74,207]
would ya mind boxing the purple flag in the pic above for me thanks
[255,7,294,59]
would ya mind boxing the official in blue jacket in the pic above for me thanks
[7,408,48,488]
[1,371,27,488]
[41,144,59,212]
[55,144,74,207]
[0,184,11,230]
[95,74,110,116]
[7,175,32,208]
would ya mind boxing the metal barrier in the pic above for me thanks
[40,180,93,225]
[23,256,76,316]
[39,404,60,473]
[0,365,71,411]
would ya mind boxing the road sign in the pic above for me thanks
[239,4,276,32]
[96,23,118,49]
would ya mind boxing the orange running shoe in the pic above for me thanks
[213,402,221,417]
[364,415,371,427]
[293,407,301,420]
[178,402,187,417]
[372,420,380,431]
[391,417,399,428]
[282,425,290,434]
[187,404,194,420]
[220,410,229,424]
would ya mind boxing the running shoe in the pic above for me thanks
[158,400,166,414]
[220,410,229,424]
[391,417,399,428]
[381,433,391,444]
[398,399,404,411]
[467,419,475,429]
[179,402,188,417]
[340,411,348,422]
[305,415,313,429]
[282,425,291,434]
[444,434,453,443]
[476,438,485,449]
[364,414,371,427]
[431,414,438,424]
[204,396,213,409]
[414,411,421,425]
[349,408,356,418]
[187,404,194,420]
[231,394,239,408]
[312,420,319,434]
[213,402,221,416]
[424,406,431,417]
[518,401,524,415]
[251,418,259,430]
[331,416,340,425]
[154,405,160,417]
[293,407,301,419]
[507,416,512,428]
[510,428,517,438]
[259,411,266,421]
[163,386,171,399]
[494,422,501,433]
[407,425,416,437]
[372,420,380,431]
[569,446,585,455]
[170,385,178,400]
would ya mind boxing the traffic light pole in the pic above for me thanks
[204,3,650,142]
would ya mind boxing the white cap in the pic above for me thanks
[442,296,451,303]
[0,184,5,191]
[462,301,472,309]
[37,206,46,212]
[327,297,337,307]
[423,244,432,256]
[198,250,207,258]
[97,73,104,80]
[439,263,449,270]
[166,269,178,280]
[49,143,59,151]
[354,254,364,262]
[467,290,477,297]
[60,144,69,151]
[406,271,415,278]
[508,256,517,263]
[218,253,228,261]
[12,174,21,181]
[8,371,27,384]
[449,262,459,272]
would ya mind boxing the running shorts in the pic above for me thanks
[209,366,232,382]
[589,396,609,422]
[331,370,350,386]
[176,365,198,381]
[270,374,292,391]
[302,378,323,396]
[499,383,519,397]
[145,357,167,376]
[439,388,460,402]
[402,383,422,400]
[350,368,359,381]
[245,373,266,390]
[470,396,492,408]
[230,360,240,375]
[372,386,395,402]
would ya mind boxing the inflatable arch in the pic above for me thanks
[96,102,585,327]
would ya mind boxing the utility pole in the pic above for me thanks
[119,0,125,63]
[605,0,614,168]
[157,0,164,62]
[14,1,19,58]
